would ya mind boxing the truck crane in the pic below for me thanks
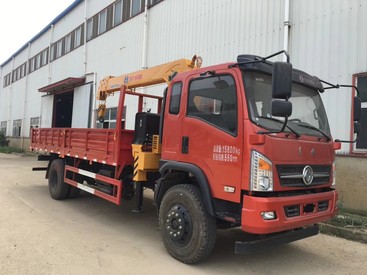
[30,51,362,264]
[96,55,202,122]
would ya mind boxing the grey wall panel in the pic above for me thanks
[1,0,366,154]
[290,0,367,152]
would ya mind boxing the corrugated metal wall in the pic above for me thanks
[147,0,284,66]
[1,0,366,153]
[289,0,367,152]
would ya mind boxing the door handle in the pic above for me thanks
[182,136,189,154]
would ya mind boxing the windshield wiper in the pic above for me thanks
[295,122,331,141]
[256,116,300,138]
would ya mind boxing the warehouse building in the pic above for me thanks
[0,0,366,212]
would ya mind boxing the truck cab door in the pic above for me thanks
[161,82,184,160]
[180,70,244,203]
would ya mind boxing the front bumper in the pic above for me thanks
[235,224,319,254]
[241,190,338,234]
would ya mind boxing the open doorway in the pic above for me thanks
[53,91,74,127]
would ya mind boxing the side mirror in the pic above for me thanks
[272,62,292,99]
[272,100,292,117]
[354,97,361,122]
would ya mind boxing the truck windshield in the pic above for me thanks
[243,71,331,138]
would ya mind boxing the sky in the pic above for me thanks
[0,0,76,64]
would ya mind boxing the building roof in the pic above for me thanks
[0,0,84,68]
[38,77,86,94]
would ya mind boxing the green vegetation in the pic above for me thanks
[0,146,25,154]
[327,201,367,231]
[328,213,367,231]
[0,132,24,154]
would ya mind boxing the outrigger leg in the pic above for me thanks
[132,181,144,213]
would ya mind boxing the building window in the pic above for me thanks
[49,25,83,62]
[12,119,22,137]
[28,57,34,73]
[123,0,131,21]
[96,107,117,129]
[12,69,17,82]
[18,67,22,78]
[169,82,182,114]
[98,9,107,34]
[65,33,72,53]
[3,73,11,87]
[0,121,7,135]
[50,44,56,61]
[28,51,46,73]
[15,68,19,81]
[41,48,48,66]
[86,17,94,40]
[74,25,83,48]
[87,15,98,41]
[96,107,126,129]
[11,69,16,82]
[7,73,12,86]
[36,53,42,69]
[114,0,123,26]
[10,63,28,83]
[56,39,63,58]
[355,74,367,150]
[131,0,142,17]
[20,62,27,78]
[19,66,23,79]
[30,117,40,129]
[149,0,163,7]
[187,75,238,135]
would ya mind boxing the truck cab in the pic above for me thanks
[156,54,338,261]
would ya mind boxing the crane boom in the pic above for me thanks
[96,56,202,121]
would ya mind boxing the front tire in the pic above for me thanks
[159,184,216,264]
[48,159,70,200]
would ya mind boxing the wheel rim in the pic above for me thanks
[164,204,193,246]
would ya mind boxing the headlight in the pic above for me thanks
[332,162,336,186]
[250,151,273,191]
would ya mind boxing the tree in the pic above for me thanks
[0,132,9,147]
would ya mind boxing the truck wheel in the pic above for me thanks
[48,159,70,200]
[159,184,216,264]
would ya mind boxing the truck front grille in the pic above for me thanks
[318,200,329,212]
[276,165,331,187]
[284,200,330,218]
[284,205,300,217]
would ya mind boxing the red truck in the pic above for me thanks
[31,51,361,264]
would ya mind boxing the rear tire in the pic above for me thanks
[159,184,216,264]
[48,159,70,200]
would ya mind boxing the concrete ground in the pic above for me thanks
[1,153,367,275]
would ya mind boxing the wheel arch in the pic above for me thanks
[156,161,215,216]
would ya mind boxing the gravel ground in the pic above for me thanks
[1,153,367,275]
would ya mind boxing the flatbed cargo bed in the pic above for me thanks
[30,127,134,168]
